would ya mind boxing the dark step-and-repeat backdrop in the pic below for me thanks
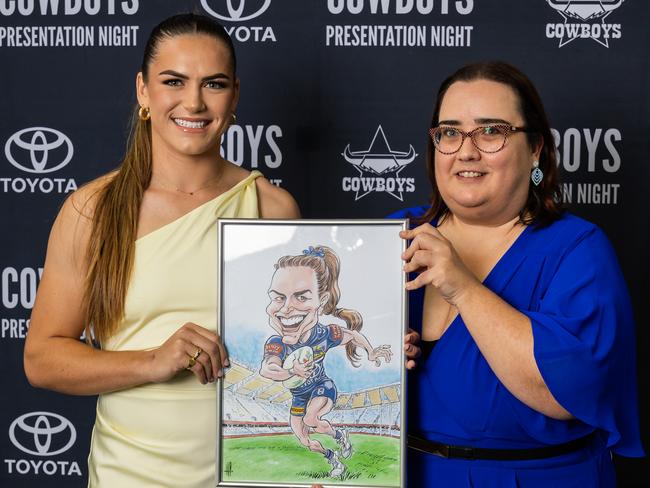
[1,1,648,486]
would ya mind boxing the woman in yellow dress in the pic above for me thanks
[23,13,300,487]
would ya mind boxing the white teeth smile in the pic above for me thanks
[278,315,306,327]
[458,171,484,178]
[174,118,207,129]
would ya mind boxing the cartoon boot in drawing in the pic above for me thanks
[336,428,352,458]
[259,245,392,477]
[326,449,346,477]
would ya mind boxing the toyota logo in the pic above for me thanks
[5,127,74,174]
[201,0,272,22]
[9,412,77,456]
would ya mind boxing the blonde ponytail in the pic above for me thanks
[82,109,151,344]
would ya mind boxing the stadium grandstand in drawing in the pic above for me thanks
[217,220,406,487]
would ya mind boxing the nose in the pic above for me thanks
[280,298,294,313]
[183,85,206,113]
[456,133,480,161]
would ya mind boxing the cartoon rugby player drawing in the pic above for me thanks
[259,245,393,477]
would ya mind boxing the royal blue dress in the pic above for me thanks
[390,207,644,487]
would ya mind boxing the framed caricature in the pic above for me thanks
[216,219,408,488]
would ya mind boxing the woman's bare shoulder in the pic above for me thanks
[50,172,117,259]
[64,172,115,220]
[255,176,300,218]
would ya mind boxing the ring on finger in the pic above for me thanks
[186,356,196,370]
[192,347,202,360]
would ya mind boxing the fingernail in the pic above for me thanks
[218,369,224,377]
[224,358,230,367]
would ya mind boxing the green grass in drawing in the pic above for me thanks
[222,433,399,485]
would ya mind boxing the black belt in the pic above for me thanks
[407,432,596,461]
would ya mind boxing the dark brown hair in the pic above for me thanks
[420,61,563,226]
[83,14,236,344]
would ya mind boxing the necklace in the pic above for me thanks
[152,167,224,196]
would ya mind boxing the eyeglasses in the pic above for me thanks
[429,124,531,155]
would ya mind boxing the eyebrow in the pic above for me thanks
[475,118,512,125]
[438,118,513,126]
[158,69,231,81]
[268,289,285,297]
[293,290,312,296]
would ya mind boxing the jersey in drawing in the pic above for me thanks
[263,323,343,395]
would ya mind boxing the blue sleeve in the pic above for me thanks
[524,227,643,456]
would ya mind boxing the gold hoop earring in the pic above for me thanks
[230,113,237,125]
[138,106,150,121]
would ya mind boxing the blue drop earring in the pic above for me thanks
[531,160,543,186]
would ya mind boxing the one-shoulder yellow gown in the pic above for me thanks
[87,171,262,487]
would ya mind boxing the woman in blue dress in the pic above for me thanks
[393,61,644,486]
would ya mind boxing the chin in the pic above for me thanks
[444,202,493,224]
[174,143,214,157]
[166,130,219,153]
[280,318,317,345]
[446,196,488,213]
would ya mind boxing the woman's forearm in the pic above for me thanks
[454,281,572,420]
[24,336,155,395]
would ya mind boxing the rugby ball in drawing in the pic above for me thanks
[282,346,314,389]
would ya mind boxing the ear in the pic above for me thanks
[319,292,330,311]
[135,72,149,108]
[531,135,543,162]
